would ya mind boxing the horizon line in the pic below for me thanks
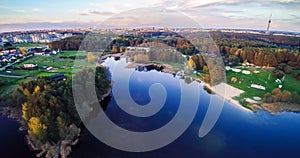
[1,26,299,34]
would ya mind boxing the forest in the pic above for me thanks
[50,31,300,68]
[49,30,300,88]
[13,66,111,157]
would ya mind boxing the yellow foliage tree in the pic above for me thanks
[86,52,96,62]
[34,85,40,94]
[19,47,28,56]
[203,66,209,72]
[112,46,120,53]
[23,88,30,96]
[188,58,196,69]
[22,102,29,121]
[28,117,47,140]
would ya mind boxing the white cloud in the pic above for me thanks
[1,0,299,32]
[76,9,115,16]
[278,0,298,2]
[15,8,42,13]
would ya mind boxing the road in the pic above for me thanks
[0,74,25,79]
[0,55,33,72]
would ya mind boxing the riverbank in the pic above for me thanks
[113,55,252,113]
[248,102,300,115]
[126,62,175,74]
[0,66,113,158]
[200,81,253,113]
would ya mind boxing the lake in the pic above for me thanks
[1,57,300,158]
[0,116,35,157]
[71,57,300,158]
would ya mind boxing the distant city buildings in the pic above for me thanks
[0,30,83,44]
[1,27,299,45]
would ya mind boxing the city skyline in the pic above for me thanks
[0,0,299,32]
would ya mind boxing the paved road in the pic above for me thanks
[0,55,33,72]
[0,74,25,79]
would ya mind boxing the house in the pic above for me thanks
[10,56,17,60]
[2,58,9,62]
[126,47,150,53]
[242,70,251,75]
[29,47,44,56]
[46,67,53,71]
[34,52,44,56]
[251,84,266,90]
[48,73,68,81]
[43,49,51,56]
[24,64,38,68]
[231,68,241,73]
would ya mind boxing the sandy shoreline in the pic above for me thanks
[101,55,252,113]
[201,81,253,113]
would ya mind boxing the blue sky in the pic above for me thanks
[0,0,299,32]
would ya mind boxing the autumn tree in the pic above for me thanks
[19,47,28,56]
[112,45,120,53]
[283,65,293,74]
[263,88,294,103]
[86,52,96,62]
[28,117,47,142]
[281,90,292,102]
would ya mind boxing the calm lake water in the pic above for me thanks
[0,116,35,157]
[1,57,300,158]
[71,57,300,158]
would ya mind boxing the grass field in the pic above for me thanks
[59,51,87,57]
[59,51,100,58]
[226,67,300,104]
[0,77,23,97]
[0,51,99,98]
[11,51,97,77]
[14,55,75,67]
[15,43,48,48]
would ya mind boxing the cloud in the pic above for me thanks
[15,8,42,13]
[0,21,96,32]
[78,9,115,16]
[1,0,299,32]
[88,0,164,12]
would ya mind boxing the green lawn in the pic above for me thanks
[12,55,95,77]
[0,77,22,98]
[60,51,86,57]
[59,51,100,58]
[0,53,99,98]
[282,73,300,95]
[15,43,47,48]
[15,55,75,67]
[226,67,300,104]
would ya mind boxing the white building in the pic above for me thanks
[251,84,266,90]
[24,64,37,68]
[126,47,150,53]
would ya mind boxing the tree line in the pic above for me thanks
[14,66,111,157]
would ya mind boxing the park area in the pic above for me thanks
[226,66,300,105]
[0,51,99,98]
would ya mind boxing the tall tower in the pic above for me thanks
[266,13,272,34]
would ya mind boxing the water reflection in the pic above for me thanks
[71,57,300,158]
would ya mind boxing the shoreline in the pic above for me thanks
[196,80,253,113]
[105,55,253,113]
[0,68,113,158]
